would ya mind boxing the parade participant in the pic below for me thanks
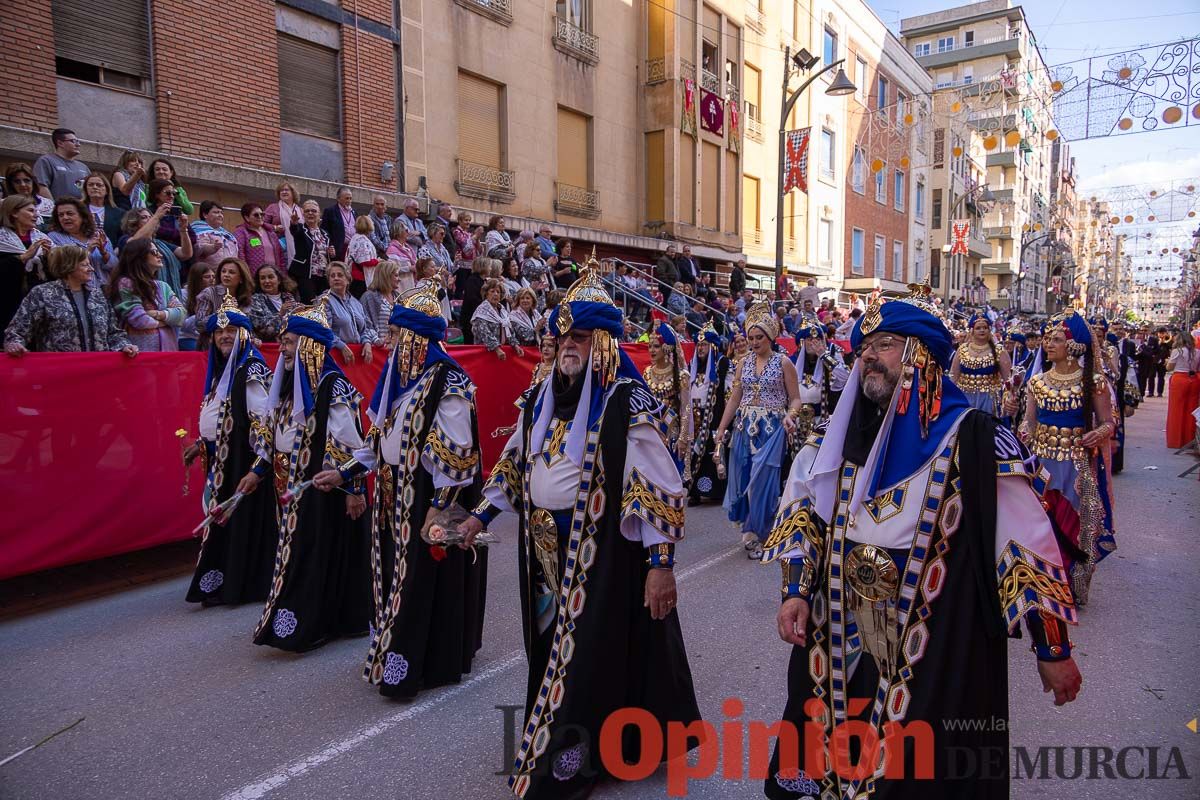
[184,294,277,606]
[459,260,701,800]
[688,323,730,506]
[1108,319,1140,473]
[1165,330,1200,449]
[762,282,1080,800]
[530,331,557,389]
[644,321,693,477]
[949,313,1010,414]
[252,302,372,652]
[714,303,802,560]
[1021,328,1044,374]
[312,281,486,699]
[789,316,849,439]
[1019,309,1117,605]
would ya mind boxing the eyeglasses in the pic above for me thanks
[249,212,264,218]
[854,336,901,358]
[563,331,592,344]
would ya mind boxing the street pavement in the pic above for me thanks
[1,397,1198,800]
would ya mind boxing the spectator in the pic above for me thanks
[367,194,392,257]
[321,261,379,363]
[82,172,124,244]
[796,277,823,308]
[345,215,380,297]
[360,260,403,342]
[728,258,747,296]
[471,278,522,360]
[534,225,557,260]
[501,258,529,299]
[144,178,194,255]
[106,238,185,351]
[120,205,192,296]
[450,212,480,296]
[685,297,708,336]
[418,222,453,277]
[655,245,680,306]
[458,256,491,345]
[3,163,55,225]
[514,229,535,262]
[178,263,217,351]
[190,200,238,270]
[395,197,428,248]
[289,199,333,301]
[484,215,514,260]
[509,287,542,346]
[433,203,457,261]
[556,239,580,282]
[784,307,801,336]
[385,220,418,294]
[802,298,816,318]
[146,158,194,215]
[248,264,298,343]
[521,243,552,295]
[235,202,284,274]
[414,255,452,321]
[670,313,689,341]
[193,257,253,350]
[675,244,697,289]
[33,128,90,200]
[47,196,118,286]
[110,150,146,210]
[321,186,356,261]
[0,194,52,330]
[666,281,691,316]
[263,182,303,264]
[4,245,136,356]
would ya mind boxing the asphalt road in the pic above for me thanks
[1,397,1198,800]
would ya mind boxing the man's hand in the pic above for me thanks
[235,472,261,495]
[313,469,344,491]
[458,515,484,549]
[345,493,367,520]
[777,598,810,646]
[644,568,677,620]
[182,441,202,467]
[1038,658,1082,706]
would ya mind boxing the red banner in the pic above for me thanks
[700,89,725,135]
[782,128,811,194]
[950,220,970,256]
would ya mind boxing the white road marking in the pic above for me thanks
[221,544,742,800]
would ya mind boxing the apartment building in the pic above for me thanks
[926,126,991,304]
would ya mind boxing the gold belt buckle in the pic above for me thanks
[845,544,900,602]
[530,509,560,586]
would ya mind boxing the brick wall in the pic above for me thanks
[0,0,59,130]
[339,24,398,190]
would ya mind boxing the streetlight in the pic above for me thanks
[774,46,855,289]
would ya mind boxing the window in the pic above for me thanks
[937,36,954,53]
[963,66,973,86]
[742,175,760,241]
[820,129,835,180]
[458,71,504,169]
[823,27,838,65]
[913,42,930,57]
[915,179,926,218]
[931,249,940,288]
[557,0,590,30]
[279,34,341,139]
[932,188,943,228]
[875,167,886,204]
[896,92,906,125]
[964,30,975,47]
[915,247,926,281]
[851,146,866,193]
[894,170,905,211]
[874,235,886,277]
[851,228,865,274]
[819,218,833,264]
[646,131,665,221]
[701,40,719,76]
[557,106,591,190]
[892,241,904,282]
[856,56,869,104]
[744,64,761,121]
[702,141,720,229]
[725,151,739,233]
[876,75,888,111]
[935,71,953,89]
[53,0,151,92]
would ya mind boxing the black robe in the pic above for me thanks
[186,358,278,606]
[500,380,702,799]
[253,373,372,652]
[689,354,730,504]
[362,363,487,699]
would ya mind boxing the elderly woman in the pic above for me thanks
[500,258,529,299]
[484,215,513,260]
[4,162,56,226]
[146,158,194,215]
[194,257,254,350]
[322,261,379,363]
[451,211,479,271]
[83,172,126,244]
[263,181,303,263]
[110,150,146,210]
[106,238,185,351]
[4,245,137,356]
[418,222,453,276]
[457,256,491,344]
[0,194,52,330]
[360,260,403,342]
[414,256,451,321]
[385,220,418,294]
[191,200,239,270]
[666,281,692,317]
[508,287,542,346]
[471,277,523,360]
[47,196,119,286]
[235,202,284,274]
[288,199,334,302]
[345,215,380,297]
[520,244,552,295]
[248,264,299,342]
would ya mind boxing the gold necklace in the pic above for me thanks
[1043,368,1082,387]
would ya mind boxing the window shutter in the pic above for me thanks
[458,72,502,169]
[744,65,761,115]
[556,108,589,188]
[741,175,759,236]
[53,0,150,77]
[278,34,341,139]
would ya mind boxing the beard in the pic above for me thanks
[558,352,584,379]
[860,362,899,406]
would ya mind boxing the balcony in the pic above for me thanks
[745,2,765,34]
[985,225,1013,240]
[916,33,1022,70]
[982,260,1018,275]
[553,16,598,65]
[453,0,511,26]
[456,158,515,204]
[701,68,719,93]
[746,115,763,143]
[645,57,667,84]
[968,229,993,259]
[990,188,1014,204]
[555,182,601,219]
[987,151,1016,168]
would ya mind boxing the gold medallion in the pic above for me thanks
[530,508,561,587]
[845,544,900,602]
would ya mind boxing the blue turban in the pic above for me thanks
[1006,332,1027,345]
[1089,316,1109,332]
[281,314,343,419]
[656,322,678,346]
[369,306,463,418]
[1045,310,1093,346]
[794,319,825,340]
[699,327,722,346]
[389,306,448,341]
[285,315,338,350]
[203,309,262,397]
[205,308,253,335]
[547,300,624,339]
[851,300,955,368]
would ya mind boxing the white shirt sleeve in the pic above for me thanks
[421,394,477,489]
[620,422,685,546]
[325,400,365,467]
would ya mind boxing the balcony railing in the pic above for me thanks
[701,68,719,93]
[645,57,667,84]
[553,16,599,65]
[456,159,515,203]
[453,0,512,25]
[555,182,601,219]
[746,115,763,142]
[680,59,696,82]
[745,2,765,34]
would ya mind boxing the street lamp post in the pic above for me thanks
[774,46,855,290]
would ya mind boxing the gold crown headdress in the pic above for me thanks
[394,277,446,382]
[553,248,622,385]
[288,298,333,389]
[744,302,779,341]
[214,291,247,341]
[400,277,444,318]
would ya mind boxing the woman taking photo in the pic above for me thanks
[107,238,185,351]
[145,179,194,254]
[1165,330,1200,448]
[360,260,402,342]
[322,261,379,363]
[288,199,333,302]
[508,287,541,346]
[191,200,239,270]
[248,264,298,343]
[118,204,192,295]
[193,257,253,350]
[470,277,523,360]
[0,194,51,330]
[263,182,303,263]
[235,202,284,274]
[47,197,119,286]
[111,150,146,210]
[146,158,194,215]
[713,304,802,559]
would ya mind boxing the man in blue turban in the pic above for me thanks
[790,316,850,437]
[460,256,701,800]
[758,280,1081,800]
[688,322,731,505]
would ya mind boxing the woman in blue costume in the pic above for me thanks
[950,312,1010,415]
[713,302,802,559]
[1019,309,1117,605]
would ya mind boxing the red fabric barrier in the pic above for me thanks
[0,343,658,580]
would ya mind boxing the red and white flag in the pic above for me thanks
[782,128,811,194]
[950,220,970,256]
